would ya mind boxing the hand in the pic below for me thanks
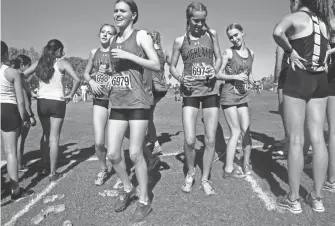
[110,49,131,60]
[289,49,307,71]
[23,120,30,128]
[98,64,108,74]
[234,72,248,82]
[64,94,73,104]
[182,75,196,87]
[30,116,36,127]
[204,65,216,79]
[89,79,103,95]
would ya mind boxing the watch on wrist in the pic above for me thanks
[284,47,293,55]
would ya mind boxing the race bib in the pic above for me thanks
[110,72,132,90]
[95,73,110,85]
[191,64,207,81]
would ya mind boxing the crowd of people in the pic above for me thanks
[1,0,334,223]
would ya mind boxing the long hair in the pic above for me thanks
[185,2,214,44]
[35,39,64,83]
[1,41,8,62]
[301,0,332,31]
[148,30,162,48]
[115,0,139,24]
[98,23,117,36]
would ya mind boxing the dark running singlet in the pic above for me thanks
[220,48,253,106]
[180,33,217,97]
[289,11,328,72]
[283,10,329,99]
[328,34,335,96]
[91,48,111,100]
[109,30,153,109]
[151,49,168,92]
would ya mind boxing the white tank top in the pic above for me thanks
[0,65,17,104]
[38,61,65,101]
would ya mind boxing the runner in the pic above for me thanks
[273,0,331,213]
[1,41,29,199]
[147,30,171,155]
[10,55,37,172]
[323,23,335,191]
[80,83,88,102]
[23,39,80,182]
[169,2,222,195]
[83,24,121,186]
[216,23,254,178]
[106,0,160,222]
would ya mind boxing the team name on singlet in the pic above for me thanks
[182,46,213,61]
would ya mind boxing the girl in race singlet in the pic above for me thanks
[23,39,80,182]
[84,24,122,186]
[1,41,29,200]
[170,2,222,195]
[105,0,160,222]
[216,24,255,179]
[273,0,331,213]
[10,55,37,172]
[147,30,171,155]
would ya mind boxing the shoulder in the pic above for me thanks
[90,48,98,56]
[173,35,185,48]
[208,28,218,36]
[249,49,254,58]
[222,48,233,58]
[4,67,20,78]
[137,30,151,40]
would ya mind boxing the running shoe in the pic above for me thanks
[181,170,195,193]
[18,165,29,173]
[11,187,33,201]
[305,193,325,213]
[201,180,215,196]
[152,145,163,155]
[130,201,152,223]
[243,164,252,175]
[114,185,136,212]
[94,169,108,186]
[222,169,246,179]
[113,178,124,190]
[277,195,302,214]
[323,181,335,192]
[49,172,63,183]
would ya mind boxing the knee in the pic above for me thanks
[184,136,196,148]
[107,152,122,164]
[230,127,241,138]
[129,151,143,164]
[309,133,325,146]
[240,126,250,138]
[288,135,304,147]
[49,136,59,144]
[204,135,215,148]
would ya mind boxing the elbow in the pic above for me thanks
[152,62,160,72]
[273,27,284,39]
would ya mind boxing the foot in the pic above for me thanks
[130,201,152,223]
[18,165,29,172]
[222,169,246,179]
[277,194,302,214]
[201,180,215,196]
[152,145,163,155]
[181,170,195,193]
[11,187,33,201]
[323,181,335,192]
[114,185,136,212]
[94,169,108,186]
[305,193,325,213]
[49,172,63,183]
[113,178,124,190]
[243,163,252,175]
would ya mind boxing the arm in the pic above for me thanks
[136,30,160,71]
[325,47,335,64]
[23,61,38,78]
[61,60,81,97]
[21,78,33,116]
[274,46,284,83]
[215,49,234,80]
[249,51,255,84]
[210,29,222,73]
[273,15,295,53]
[83,50,95,82]
[164,50,172,66]
[10,69,27,121]
[169,36,184,83]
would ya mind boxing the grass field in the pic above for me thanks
[1,91,335,226]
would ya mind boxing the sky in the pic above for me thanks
[1,0,290,84]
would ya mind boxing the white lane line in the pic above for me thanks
[4,160,76,226]
[244,174,279,212]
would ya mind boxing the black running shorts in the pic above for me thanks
[109,108,150,121]
[37,98,66,118]
[1,103,22,132]
[182,95,219,109]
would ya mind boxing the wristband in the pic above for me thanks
[29,113,34,118]
[284,47,293,55]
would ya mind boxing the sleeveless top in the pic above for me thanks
[0,65,17,104]
[151,49,168,92]
[220,48,253,105]
[38,61,65,101]
[180,33,217,97]
[109,30,153,109]
[91,48,111,100]
[290,11,328,73]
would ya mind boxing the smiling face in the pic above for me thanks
[188,10,207,35]
[114,2,137,29]
[99,25,115,44]
[227,28,244,48]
